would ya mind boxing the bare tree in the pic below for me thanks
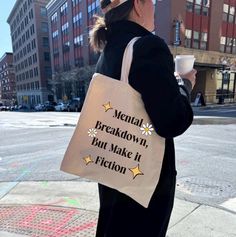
[48,65,96,101]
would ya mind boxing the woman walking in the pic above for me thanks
[90,0,197,236]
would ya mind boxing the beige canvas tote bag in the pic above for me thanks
[60,37,165,208]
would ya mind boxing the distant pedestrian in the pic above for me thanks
[200,92,206,106]
[90,0,196,236]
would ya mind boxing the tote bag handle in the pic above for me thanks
[120,37,140,84]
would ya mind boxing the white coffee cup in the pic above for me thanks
[174,55,195,75]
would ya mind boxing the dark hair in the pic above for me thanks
[90,0,134,52]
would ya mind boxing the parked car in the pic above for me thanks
[0,105,7,111]
[34,104,44,111]
[43,101,56,111]
[55,102,68,111]
[18,105,30,112]
[67,98,81,112]
[9,105,18,111]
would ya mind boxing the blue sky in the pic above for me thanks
[0,0,16,58]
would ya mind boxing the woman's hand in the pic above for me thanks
[180,69,197,89]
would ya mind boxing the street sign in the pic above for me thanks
[174,20,181,46]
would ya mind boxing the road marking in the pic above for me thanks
[220,198,236,212]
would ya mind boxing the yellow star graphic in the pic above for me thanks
[83,155,94,165]
[102,102,113,112]
[129,165,144,179]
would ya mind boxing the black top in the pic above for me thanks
[95,20,193,237]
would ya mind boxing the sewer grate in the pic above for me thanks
[177,176,234,198]
[0,205,98,237]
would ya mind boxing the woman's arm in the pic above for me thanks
[129,35,194,139]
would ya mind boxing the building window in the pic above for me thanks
[200,32,208,50]
[229,6,235,23]
[226,37,233,53]
[195,4,201,15]
[73,12,82,27]
[62,22,69,32]
[44,67,52,79]
[21,22,24,31]
[26,30,30,40]
[52,30,59,38]
[63,41,70,52]
[43,37,49,47]
[74,35,83,47]
[88,0,100,19]
[28,0,32,6]
[41,22,48,33]
[44,52,50,61]
[29,9,34,19]
[72,0,81,7]
[223,4,229,22]
[186,0,193,12]
[51,12,58,22]
[40,7,47,17]
[28,57,32,66]
[34,67,39,77]
[35,81,40,90]
[193,31,200,49]
[30,69,33,78]
[31,39,36,49]
[33,53,37,63]
[25,16,29,26]
[220,36,226,52]
[232,39,236,54]
[30,24,35,35]
[60,2,68,16]
[62,22,69,35]
[202,6,209,16]
[36,95,41,103]
[187,0,210,16]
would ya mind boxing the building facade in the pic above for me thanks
[46,0,100,101]
[47,0,236,104]
[7,0,52,108]
[156,0,236,103]
[0,53,16,105]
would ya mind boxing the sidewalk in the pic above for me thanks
[0,181,236,237]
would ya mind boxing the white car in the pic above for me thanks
[55,102,68,111]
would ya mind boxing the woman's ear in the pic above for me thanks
[133,0,143,17]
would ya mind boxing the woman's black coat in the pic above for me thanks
[95,20,193,237]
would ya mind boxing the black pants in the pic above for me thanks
[95,180,176,237]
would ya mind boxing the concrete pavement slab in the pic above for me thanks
[167,205,236,237]
[168,198,200,228]
[0,181,99,212]
[1,180,236,236]
[0,231,28,237]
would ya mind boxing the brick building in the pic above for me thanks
[46,0,100,101]
[47,0,236,104]
[7,0,52,108]
[0,53,16,105]
[156,0,236,103]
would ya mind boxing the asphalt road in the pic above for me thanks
[0,110,236,213]
[193,104,236,118]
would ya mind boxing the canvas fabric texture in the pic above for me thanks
[60,37,165,208]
